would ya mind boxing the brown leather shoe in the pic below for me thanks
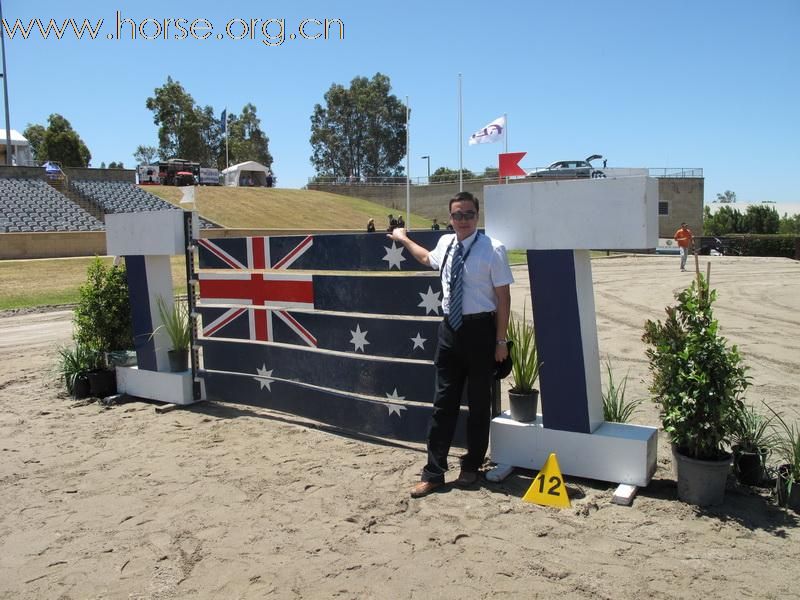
[410,480,443,498]
[453,470,479,488]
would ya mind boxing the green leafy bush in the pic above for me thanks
[73,257,133,364]
[734,235,798,258]
[642,275,750,460]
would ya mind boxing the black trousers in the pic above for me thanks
[421,314,496,483]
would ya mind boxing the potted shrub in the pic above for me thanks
[155,295,191,372]
[643,274,750,506]
[770,409,800,511]
[506,308,542,422]
[729,403,777,486]
[72,257,133,395]
[56,344,96,399]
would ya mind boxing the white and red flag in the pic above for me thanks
[468,115,506,145]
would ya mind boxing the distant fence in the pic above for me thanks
[308,168,703,187]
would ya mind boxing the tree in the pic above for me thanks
[716,190,737,203]
[778,213,800,234]
[146,77,272,170]
[429,167,475,183]
[23,124,46,161]
[703,205,743,235]
[23,114,91,167]
[310,73,406,178]
[133,145,158,165]
[481,166,499,179]
[742,205,779,234]
[145,77,219,164]
[226,103,273,169]
[107,161,124,169]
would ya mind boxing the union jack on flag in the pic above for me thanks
[198,236,317,346]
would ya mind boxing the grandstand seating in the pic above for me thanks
[71,180,215,228]
[71,179,180,214]
[0,178,104,233]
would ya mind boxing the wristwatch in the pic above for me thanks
[496,339,508,345]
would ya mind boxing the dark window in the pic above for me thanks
[658,202,669,216]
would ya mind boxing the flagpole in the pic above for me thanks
[458,73,463,192]
[504,112,508,184]
[405,96,410,228]
[224,108,229,170]
[0,0,12,166]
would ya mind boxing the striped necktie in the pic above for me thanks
[448,242,464,330]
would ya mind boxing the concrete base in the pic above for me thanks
[490,412,658,487]
[115,366,200,406]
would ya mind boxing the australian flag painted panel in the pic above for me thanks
[201,371,466,444]
[197,306,440,361]
[198,272,443,318]
[198,230,449,271]
[197,231,468,445]
[200,339,436,404]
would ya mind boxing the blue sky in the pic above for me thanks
[4,0,799,203]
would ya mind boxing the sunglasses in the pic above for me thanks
[450,211,476,221]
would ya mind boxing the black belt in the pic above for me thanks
[446,311,495,325]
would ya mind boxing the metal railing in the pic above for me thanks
[307,167,703,187]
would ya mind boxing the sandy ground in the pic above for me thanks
[1,255,799,599]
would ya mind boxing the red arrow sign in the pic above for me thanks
[498,152,527,178]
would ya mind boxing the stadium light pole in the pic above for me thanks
[420,155,430,182]
[0,0,12,166]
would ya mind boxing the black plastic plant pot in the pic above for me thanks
[72,375,91,399]
[508,390,539,423]
[776,465,800,512]
[733,447,768,486]
[168,349,189,372]
[88,369,117,398]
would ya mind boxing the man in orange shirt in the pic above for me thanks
[674,222,693,272]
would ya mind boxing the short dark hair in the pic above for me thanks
[449,191,479,213]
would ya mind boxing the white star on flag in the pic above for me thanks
[349,323,370,352]
[410,332,427,350]
[386,403,407,417]
[382,242,406,270]
[254,364,275,391]
[418,286,442,315]
[386,388,405,401]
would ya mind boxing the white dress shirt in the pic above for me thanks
[428,230,514,316]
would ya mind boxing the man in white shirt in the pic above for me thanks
[388,191,514,497]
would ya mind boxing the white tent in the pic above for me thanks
[221,161,271,187]
[0,129,34,166]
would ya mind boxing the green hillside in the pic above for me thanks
[144,186,430,230]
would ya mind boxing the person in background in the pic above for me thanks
[674,222,694,272]
[367,218,376,233]
[396,214,405,229]
[387,191,513,498]
[387,214,398,232]
[431,218,440,231]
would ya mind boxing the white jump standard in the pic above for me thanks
[106,210,202,406]
[485,176,660,488]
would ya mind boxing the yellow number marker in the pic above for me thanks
[522,452,571,508]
